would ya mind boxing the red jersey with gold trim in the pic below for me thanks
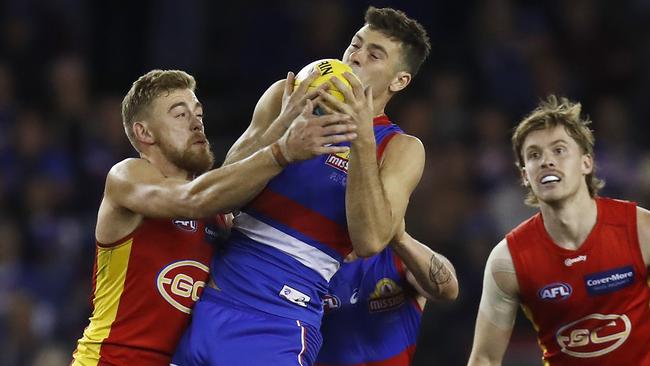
[507,197,650,365]
[72,218,214,366]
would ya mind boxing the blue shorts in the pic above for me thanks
[172,287,322,366]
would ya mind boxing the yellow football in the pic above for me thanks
[294,59,353,102]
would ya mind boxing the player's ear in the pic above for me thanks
[581,153,594,175]
[389,71,411,93]
[521,166,530,187]
[133,121,156,146]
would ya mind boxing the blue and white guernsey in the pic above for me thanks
[316,248,423,366]
[210,115,402,327]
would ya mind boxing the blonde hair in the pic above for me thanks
[512,95,604,206]
[121,69,196,150]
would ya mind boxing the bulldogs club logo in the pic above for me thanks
[368,278,405,313]
[556,313,631,358]
[156,260,210,314]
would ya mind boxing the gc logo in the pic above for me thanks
[556,313,631,358]
[156,260,210,314]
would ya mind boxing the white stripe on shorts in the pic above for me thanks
[297,320,306,366]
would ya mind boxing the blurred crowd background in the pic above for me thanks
[2,0,650,365]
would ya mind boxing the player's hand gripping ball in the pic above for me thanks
[294,59,353,103]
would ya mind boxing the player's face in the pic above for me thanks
[342,25,406,98]
[150,88,214,175]
[520,125,593,205]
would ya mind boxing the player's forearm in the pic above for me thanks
[467,355,503,366]
[467,305,514,366]
[391,233,458,301]
[346,139,393,256]
[187,146,282,216]
[223,116,290,165]
[467,332,509,366]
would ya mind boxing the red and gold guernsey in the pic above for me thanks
[72,218,215,366]
[507,197,650,365]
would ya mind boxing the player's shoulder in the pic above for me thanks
[386,133,424,154]
[637,205,650,222]
[392,133,423,150]
[490,239,512,261]
[105,158,157,190]
[254,78,287,116]
[263,79,287,99]
[108,158,152,178]
[382,133,425,163]
[487,239,518,294]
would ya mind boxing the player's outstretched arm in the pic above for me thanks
[105,107,357,219]
[224,70,324,165]
[390,224,458,301]
[320,73,424,257]
[468,240,519,366]
[637,206,650,269]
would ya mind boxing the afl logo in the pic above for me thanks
[538,282,572,302]
[322,294,341,313]
[156,260,209,314]
[173,219,197,232]
[556,313,631,358]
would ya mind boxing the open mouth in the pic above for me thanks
[540,174,561,185]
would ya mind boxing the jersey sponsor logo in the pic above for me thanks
[279,285,311,307]
[584,266,635,296]
[368,278,405,313]
[538,282,572,302]
[173,219,197,232]
[156,260,209,314]
[322,294,341,313]
[325,150,350,173]
[556,313,631,358]
[564,255,587,267]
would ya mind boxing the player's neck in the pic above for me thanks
[374,93,389,117]
[140,151,191,180]
[539,192,597,251]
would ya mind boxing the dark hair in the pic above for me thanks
[364,6,431,75]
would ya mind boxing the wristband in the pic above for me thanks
[270,142,289,167]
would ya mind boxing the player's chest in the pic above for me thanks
[525,255,641,313]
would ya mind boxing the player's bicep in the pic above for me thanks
[379,135,425,231]
[478,240,519,329]
[470,241,519,364]
[105,159,192,218]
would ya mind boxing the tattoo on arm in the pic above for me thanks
[429,254,452,286]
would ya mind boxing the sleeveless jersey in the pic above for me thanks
[316,247,422,366]
[72,218,215,366]
[507,197,650,365]
[210,115,402,327]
